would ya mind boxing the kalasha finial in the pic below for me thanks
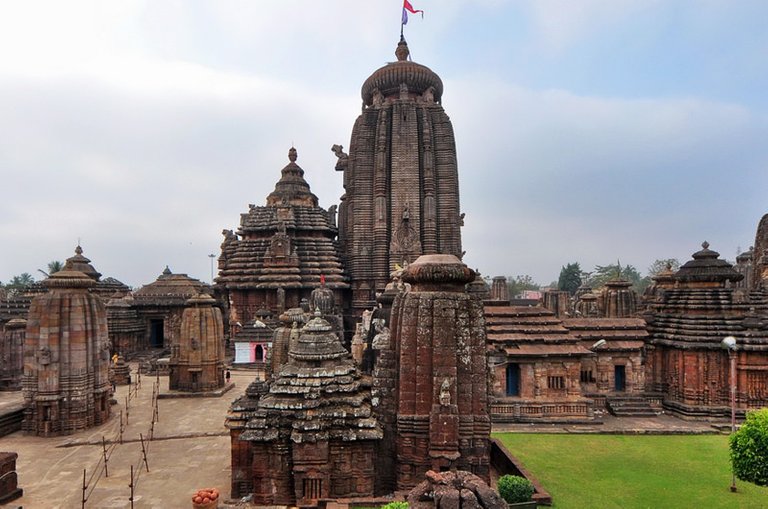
[702,241,710,250]
[75,245,83,255]
[288,147,297,162]
[395,37,409,61]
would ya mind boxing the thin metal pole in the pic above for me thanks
[730,350,737,493]
[102,436,109,478]
[82,468,87,508]
[129,464,134,509]
[119,410,123,444]
[140,433,150,472]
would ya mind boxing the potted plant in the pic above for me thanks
[497,475,536,508]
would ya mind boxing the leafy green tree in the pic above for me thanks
[730,408,768,487]
[647,258,681,277]
[5,273,35,295]
[558,263,582,295]
[47,260,64,274]
[587,263,643,291]
[507,274,540,298]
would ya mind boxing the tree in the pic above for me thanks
[507,274,540,298]
[730,408,768,487]
[587,263,643,291]
[647,258,681,277]
[47,260,64,274]
[557,263,582,295]
[5,273,35,295]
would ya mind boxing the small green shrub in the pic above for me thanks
[380,501,408,509]
[730,407,768,487]
[497,474,535,503]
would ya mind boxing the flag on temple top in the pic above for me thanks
[402,0,424,25]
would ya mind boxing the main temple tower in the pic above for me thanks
[336,38,463,315]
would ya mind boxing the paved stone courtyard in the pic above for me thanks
[0,365,254,509]
[0,364,729,508]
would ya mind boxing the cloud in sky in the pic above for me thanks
[1,1,766,287]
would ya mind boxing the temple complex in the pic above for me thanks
[336,37,463,318]
[169,293,226,392]
[21,266,111,436]
[216,148,348,333]
[645,242,768,417]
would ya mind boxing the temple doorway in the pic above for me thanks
[614,365,626,392]
[506,364,520,396]
[150,319,164,348]
[255,344,264,362]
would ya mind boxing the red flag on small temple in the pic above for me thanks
[320,274,326,285]
[402,0,424,25]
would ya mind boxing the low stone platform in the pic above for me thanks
[157,382,236,399]
[0,392,25,438]
[492,412,724,435]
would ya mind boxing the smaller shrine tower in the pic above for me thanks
[169,293,226,392]
[22,264,111,435]
[385,254,490,489]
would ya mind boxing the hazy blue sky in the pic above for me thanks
[1,0,766,287]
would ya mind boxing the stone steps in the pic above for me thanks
[607,396,657,417]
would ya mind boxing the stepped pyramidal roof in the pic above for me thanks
[217,148,348,290]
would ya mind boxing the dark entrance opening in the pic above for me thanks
[150,319,164,348]
[506,363,520,396]
[614,365,626,392]
[255,344,264,362]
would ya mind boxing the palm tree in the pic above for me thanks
[47,260,64,274]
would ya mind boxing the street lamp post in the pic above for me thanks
[208,254,216,283]
[721,335,737,493]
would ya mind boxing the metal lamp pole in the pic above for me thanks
[721,335,737,493]
[208,253,216,283]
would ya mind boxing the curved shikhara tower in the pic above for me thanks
[337,37,463,314]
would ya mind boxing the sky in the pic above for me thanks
[1,0,767,288]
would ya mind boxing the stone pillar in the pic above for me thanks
[489,276,510,304]
[542,290,571,318]
[390,254,490,490]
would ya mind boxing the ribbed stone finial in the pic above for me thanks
[288,147,297,162]
[75,245,83,255]
[162,265,172,275]
[702,241,710,250]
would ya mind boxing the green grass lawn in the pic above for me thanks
[494,433,768,509]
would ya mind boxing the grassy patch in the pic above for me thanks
[494,433,768,509]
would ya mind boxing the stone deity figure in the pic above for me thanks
[331,144,349,172]
[439,378,452,406]
[371,320,391,350]
[38,346,51,366]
